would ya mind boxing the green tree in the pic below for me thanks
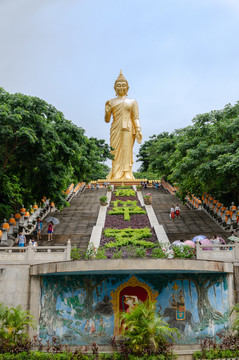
[138,101,239,204]
[0,88,111,219]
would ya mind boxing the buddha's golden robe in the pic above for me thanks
[105,98,140,180]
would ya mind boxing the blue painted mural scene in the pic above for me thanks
[39,273,230,345]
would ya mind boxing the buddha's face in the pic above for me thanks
[115,81,128,96]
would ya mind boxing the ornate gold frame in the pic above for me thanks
[110,275,159,335]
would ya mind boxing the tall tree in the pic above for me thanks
[0,88,111,219]
[138,101,239,204]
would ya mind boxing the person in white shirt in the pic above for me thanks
[175,204,181,218]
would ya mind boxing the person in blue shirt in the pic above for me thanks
[36,218,42,241]
[16,232,26,252]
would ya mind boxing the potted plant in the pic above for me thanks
[136,184,142,191]
[107,185,113,191]
[144,193,152,205]
[100,196,108,206]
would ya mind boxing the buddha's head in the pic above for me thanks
[114,70,129,96]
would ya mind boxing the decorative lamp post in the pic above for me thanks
[23,211,30,227]
[1,219,10,242]
[20,205,26,225]
[28,206,35,225]
[9,215,16,235]
[33,204,39,218]
[14,213,21,232]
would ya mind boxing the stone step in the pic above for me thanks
[33,188,107,249]
[142,188,230,243]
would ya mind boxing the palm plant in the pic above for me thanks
[120,299,179,356]
[230,303,239,335]
[0,303,37,343]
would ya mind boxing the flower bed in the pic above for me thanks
[99,188,165,259]
[110,193,138,202]
[104,213,151,229]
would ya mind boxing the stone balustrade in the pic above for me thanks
[0,240,71,264]
[185,191,238,233]
[0,182,86,245]
[196,243,239,262]
[161,179,177,194]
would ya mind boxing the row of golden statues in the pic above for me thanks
[105,71,142,181]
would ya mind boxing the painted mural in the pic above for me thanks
[39,273,230,345]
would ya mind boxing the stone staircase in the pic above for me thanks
[37,188,107,251]
[142,188,230,242]
[28,186,230,250]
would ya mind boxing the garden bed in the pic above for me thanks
[98,188,166,259]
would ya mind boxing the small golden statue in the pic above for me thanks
[105,71,142,180]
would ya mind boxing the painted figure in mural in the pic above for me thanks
[90,320,96,334]
[98,317,105,335]
[169,294,177,309]
[123,295,139,313]
[176,290,186,321]
[105,70,142,180]
[84,320,90,333]
[178,289,185,304]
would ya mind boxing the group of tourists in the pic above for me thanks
[170,204,181,221]
[15,218,54,249]
[35,218,54,242]
[152,181,161,190]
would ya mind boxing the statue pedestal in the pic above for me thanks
[97,179,147,186]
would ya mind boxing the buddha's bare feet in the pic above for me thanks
[121,171,132,180]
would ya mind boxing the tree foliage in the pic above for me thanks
[0,303,36,343]
[137,102,239,204]
[120,299,179,357]
[0,88,111,220]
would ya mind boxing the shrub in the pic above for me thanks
[152,247,168,258]
[0,303,36,354]
[114,189,136,197]
[112,249,122,259]
[95,247,107,259]
[85,243,97,259]
[135,246,146,258]
[120,299,179,357]
[100,196,108,204]
[172,245,195,259]
[71,246,84,260]
[230,302,239,335]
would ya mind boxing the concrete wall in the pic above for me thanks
[0,258,237,360]
[0,264,30,310]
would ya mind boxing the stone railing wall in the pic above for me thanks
[160,181,239,235]
[0,182,86,246]
[0,240,71,264]
[196,243,239,262]
[186,193,239,234]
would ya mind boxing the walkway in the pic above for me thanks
[40,188,107,250]
[142,188,230,242]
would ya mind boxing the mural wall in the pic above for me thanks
[39,273,230,345]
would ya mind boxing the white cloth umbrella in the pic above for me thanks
[45,217,60,225]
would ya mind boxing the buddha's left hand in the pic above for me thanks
[136,131,142,144]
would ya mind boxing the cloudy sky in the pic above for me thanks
[1,0,239,169]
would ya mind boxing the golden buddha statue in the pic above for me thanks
[105,71,142,180]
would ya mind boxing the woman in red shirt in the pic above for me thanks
[48,221,54,242]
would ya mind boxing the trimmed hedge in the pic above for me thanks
[0,353,172,360]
